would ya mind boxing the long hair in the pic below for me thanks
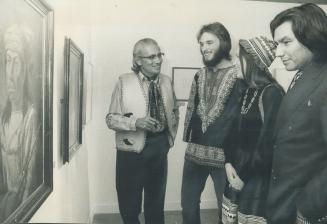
[270,3,327,63]
[197,22,232,60]
[239,46,277,89]
[131,38,159,74]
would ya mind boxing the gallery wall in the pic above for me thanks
[30,0,93,223]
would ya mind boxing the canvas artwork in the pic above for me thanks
[62,38,84,164]
[172,67,200,101]
[0,0,53,223]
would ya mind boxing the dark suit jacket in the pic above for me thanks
[267,61,327,224]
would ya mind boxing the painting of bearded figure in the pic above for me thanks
[0,0,53,223]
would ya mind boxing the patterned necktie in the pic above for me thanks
[148,80,159,119]
[148,80,166,132]
[288,70,303,91]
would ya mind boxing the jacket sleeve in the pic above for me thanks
[105,79,137,131]
[223,115,239,164]
[251,85,284,172]
[297,91,327,223]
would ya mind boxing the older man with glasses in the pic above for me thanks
[106,38,179,224]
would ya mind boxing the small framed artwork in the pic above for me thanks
[0,0,54,223]
[172,67,200,101]
[62,38,84,164]
[82,62,94,125]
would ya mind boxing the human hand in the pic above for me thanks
[135,117,160,132]
[225,163,244,191]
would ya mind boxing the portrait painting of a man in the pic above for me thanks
[0,0,53,223]
[0,23,43,222]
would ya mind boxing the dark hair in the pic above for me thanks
[197,22,231,60]
[270,3,327,63]
[131,38,159,73]
[239,46,276,89]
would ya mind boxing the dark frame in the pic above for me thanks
[172,67,200,101]
[62,38,84,164]
[0,0,53,223]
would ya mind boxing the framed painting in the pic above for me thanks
[172,67,200,101]
[0,0,53,223]
[62,38,84,164]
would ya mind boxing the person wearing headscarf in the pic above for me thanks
[222,36,284,224]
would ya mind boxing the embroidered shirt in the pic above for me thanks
[183,64,244,167]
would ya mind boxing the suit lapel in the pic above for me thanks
[274,62,327,134]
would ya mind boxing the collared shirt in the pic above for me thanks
[287,70,303,92]
[106,72,161,132]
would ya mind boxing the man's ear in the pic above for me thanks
[135,57,142,67]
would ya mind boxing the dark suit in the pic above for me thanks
[267,61,327,224]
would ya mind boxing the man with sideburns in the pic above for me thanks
[266,3,327,224]
[181,22,245,224]
[106,38,179,224]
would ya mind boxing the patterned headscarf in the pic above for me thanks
[239,36,277,74]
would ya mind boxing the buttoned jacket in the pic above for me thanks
[267,61,327,224]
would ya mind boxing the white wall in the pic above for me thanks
[30,0,93,223]
[89,0,327,216]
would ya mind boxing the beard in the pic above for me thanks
[202,48,226,67]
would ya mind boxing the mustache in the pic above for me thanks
[202,49,225,67]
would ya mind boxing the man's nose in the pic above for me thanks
[201,44,209,52]
[275,45,284,57]
[153,56,162,64]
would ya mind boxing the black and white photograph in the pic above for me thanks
[0,0,327,223]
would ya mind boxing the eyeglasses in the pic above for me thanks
[139,52,165,60]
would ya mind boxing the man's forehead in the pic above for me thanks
[199,32,218,43]
[274,21,294,41]
[140,44,160,54]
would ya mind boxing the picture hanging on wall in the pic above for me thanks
[0,0,54,223]
[172,67,200,101]
[62,37,84,164]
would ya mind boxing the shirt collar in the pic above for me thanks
[207,63,235,73]
[138,72,160,84]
